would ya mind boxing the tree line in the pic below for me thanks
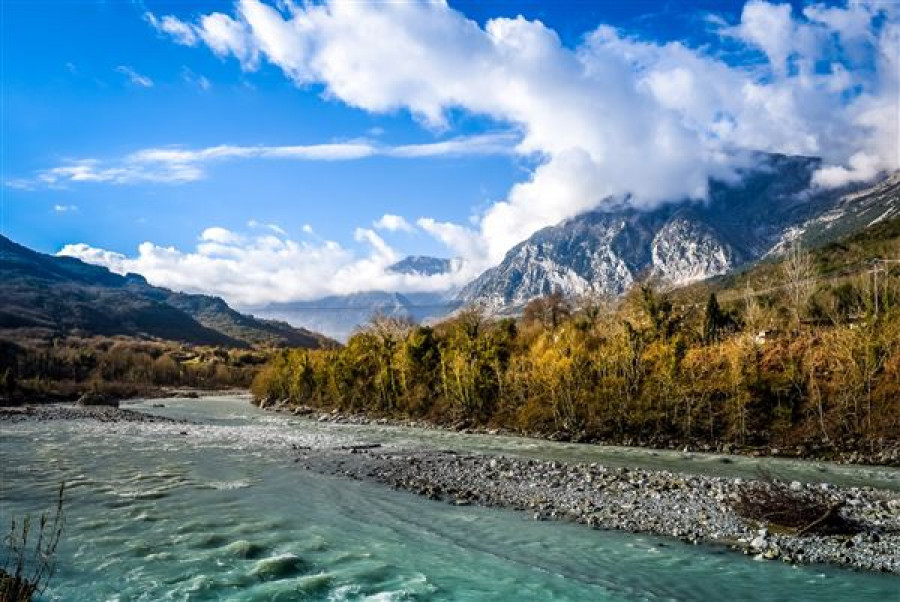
[0,337,267,402]
[252,250,900,454]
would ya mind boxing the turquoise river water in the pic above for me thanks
[0,395,897,601]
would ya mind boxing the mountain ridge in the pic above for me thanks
[459,154,899,313]
[0,235,332,348]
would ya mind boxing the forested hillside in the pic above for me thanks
[252,217,900,460]
[0,235,332,349]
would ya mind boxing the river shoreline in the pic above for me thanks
[4,401,899,575]
[264,403,900,467]
[298,446,900,574]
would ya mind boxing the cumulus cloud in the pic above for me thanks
[144,0,898,264]
[14,133,516,188]
[53,204,78,213]
[58,225,476,306]
[115,65,154,87]
[373,214,415,233]
[41,1,900,306]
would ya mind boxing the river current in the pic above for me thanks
[1,395,897,601]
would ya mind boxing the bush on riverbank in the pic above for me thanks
[0,484,65,601]
[252,238,900,457]
[0,337,269,404]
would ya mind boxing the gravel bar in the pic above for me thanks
[0,404,188,424]
[298,447,900,574]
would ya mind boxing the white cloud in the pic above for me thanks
[200,226,243,245]
[373,214,415,233]
[37,1,900,306]
[146,0,899,265]
[116,65,154,88]
[58,244,128,273]
[58,225,475,306]
[145,13,200,46]
[181,66,211,90]
[15,133,517,188]
[53,204,78,213]
[247,220,287,236]
[416,217,488,269]
[728,1,796,76]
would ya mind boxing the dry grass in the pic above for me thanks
[0,484,65,602]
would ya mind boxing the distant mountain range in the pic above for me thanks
[0,235,332,348]
[238,155,900,336]
[251,290,461,342]
[248,255,460,341]
[6,154,895,344]
[459,154,900,312]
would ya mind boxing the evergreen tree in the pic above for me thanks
[704,293,723,343]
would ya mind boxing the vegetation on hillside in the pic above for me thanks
[0,234,332,349]
[0,336,269,404]
[251,218,900,457]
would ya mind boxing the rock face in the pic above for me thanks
[768,170,900,255]
[460,154,900,312]
[649,218,733,285]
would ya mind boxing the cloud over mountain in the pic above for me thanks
[58,224,474,306]
[47,1,900,307]
[147,0,898,265]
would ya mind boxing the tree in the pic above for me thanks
[639,285,680,341]
[523,291,572,330]
[703,294,723,343]
[783,243,816,326]
[703,293,738,343]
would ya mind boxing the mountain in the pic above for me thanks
[252,290,461,342]
[460,154,900,312]
[0,235,331,348]
[252,256,459,341]
[387,255,453,276]
[768,171,900,254]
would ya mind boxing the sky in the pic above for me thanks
[1,0,898,306]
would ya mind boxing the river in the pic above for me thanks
[0,394,897,601]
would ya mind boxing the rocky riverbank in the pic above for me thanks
[296,446,900,574]
[266,403,900,466]
[0,404,188,424]
[5,399,897,575]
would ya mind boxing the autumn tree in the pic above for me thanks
[783,243,816,326]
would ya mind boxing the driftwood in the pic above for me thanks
[732,471,855,535]
[338,443,383,451]
[798,502,845,536]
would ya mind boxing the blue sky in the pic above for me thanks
[1,1,522,256]
[1,1,896,304]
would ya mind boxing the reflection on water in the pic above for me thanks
[1,395,897,601]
